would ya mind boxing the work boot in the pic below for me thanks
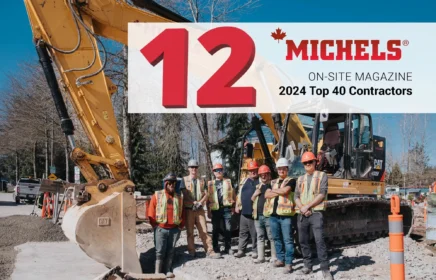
[273,260,285,267]
[322,270,334,280]
[299,266,312,274]
[233,250,245,258]
[155,259,163,274]
[283,264,293,274]
[224,248,235,255]
[208,251,221,259]
[253,241,265,263]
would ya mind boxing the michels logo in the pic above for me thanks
[285,40,406,61]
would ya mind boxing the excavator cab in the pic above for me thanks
[305,113,385,183]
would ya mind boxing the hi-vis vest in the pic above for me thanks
[236,178,249,210]
[155,190,183,225]
[207,179,234,210]
[183,176,205,208]
[295,171,327,213]
[252,182,268,220]
[263,177,296,217]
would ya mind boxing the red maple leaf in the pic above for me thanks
[271,28,286,43]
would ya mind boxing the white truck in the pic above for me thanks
[12,178,41,204]
[384,185,400,200]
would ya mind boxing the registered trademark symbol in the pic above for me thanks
[402,40,409,46]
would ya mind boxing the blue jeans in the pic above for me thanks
[269,215,294,265]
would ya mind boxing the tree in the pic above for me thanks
[213,114,250,183]
[389,162,403,186]
[129,114,148,192]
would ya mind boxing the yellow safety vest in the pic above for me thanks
[207,179,234,210]
[155,190,183,225]
[252,182,269,220]
[236,178,249,211]
[295,171,327,213]
[263,177,296,217]
[183,176,205,207]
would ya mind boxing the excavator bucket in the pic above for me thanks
[60,180,167,279]
[62,191,141,273]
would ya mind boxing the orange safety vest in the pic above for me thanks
[207,179,234,210]
[295,171,327,213]
[155,190,183,225]
[183,176,205,207]
[263,177,296,217]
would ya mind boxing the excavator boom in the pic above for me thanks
[23,0,188,276]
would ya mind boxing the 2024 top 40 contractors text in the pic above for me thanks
[278,71,413,98]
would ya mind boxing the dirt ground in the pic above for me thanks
[0,215,68,279]
[136,207,436,280]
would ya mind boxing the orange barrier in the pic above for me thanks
[41,192,54,219]
[389,195,405,280]
[63,198,72,213]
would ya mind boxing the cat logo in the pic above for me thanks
[374,159,383,170]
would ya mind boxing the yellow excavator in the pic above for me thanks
[23,0,294,278]
[22,0,192,279]
[238,113,414,246]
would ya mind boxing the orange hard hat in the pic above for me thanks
[258,165,271,175]
[213,163,223,170]
[301,151,317,163]
[247,160,259,171]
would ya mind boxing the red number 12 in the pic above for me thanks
[140,26,256,108]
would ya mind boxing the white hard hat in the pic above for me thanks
[188,159,199,167]
[276,158,289,168]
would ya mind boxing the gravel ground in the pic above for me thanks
[136,222,436,280]
[0,215,68,279]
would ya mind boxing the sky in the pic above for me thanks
[1,1,436,167]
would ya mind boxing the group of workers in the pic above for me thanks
[147,151,334,280]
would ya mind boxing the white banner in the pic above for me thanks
[128,23,435,113]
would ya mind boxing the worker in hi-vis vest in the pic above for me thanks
[180,159,220,259]
[294,152,333,280]
[148,173,185,278]
[207,163,236,256]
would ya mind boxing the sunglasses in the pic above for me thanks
[303,160,315,165]
[213,169,223,173]
[166,181,176,185]
[189,166,198,169]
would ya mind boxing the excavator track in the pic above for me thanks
[321,197,413,245]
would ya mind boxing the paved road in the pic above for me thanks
[0,192,39,218]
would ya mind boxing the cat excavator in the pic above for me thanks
[238,112,414,246]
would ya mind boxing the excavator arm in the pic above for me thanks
[24,0,181,183]
[23,0,188,277]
